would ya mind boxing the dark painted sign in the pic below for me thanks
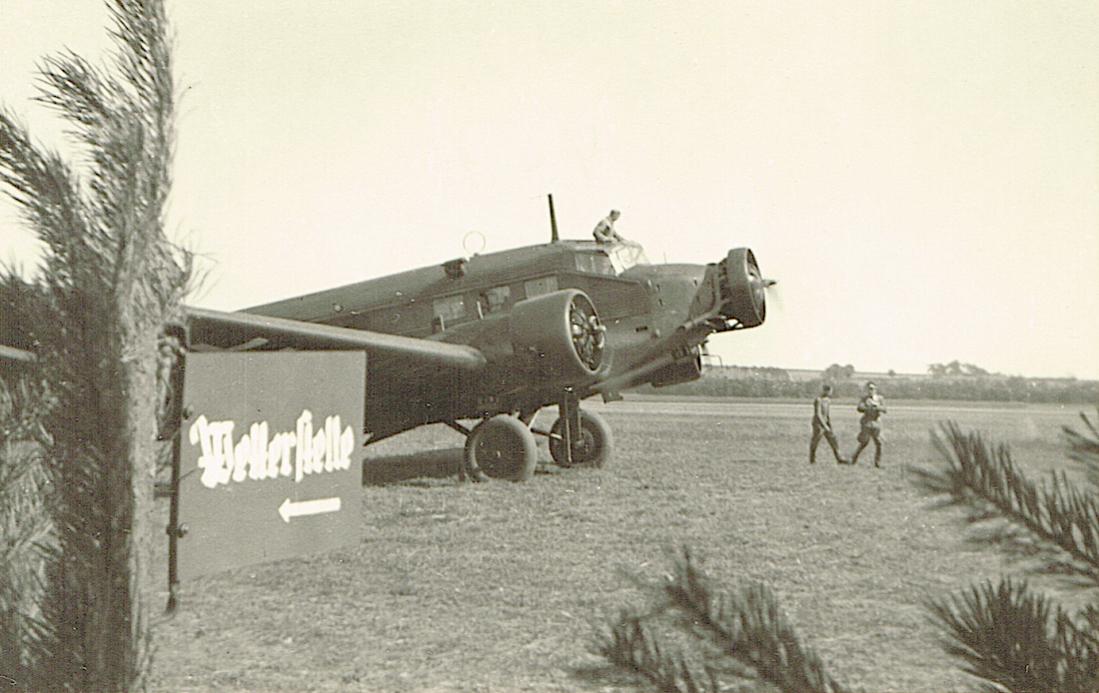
[176,351,365,580]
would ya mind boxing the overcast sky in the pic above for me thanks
[2,1,1097,378]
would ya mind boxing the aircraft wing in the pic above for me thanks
[186,306,486,372]
[185,288,606,442]
[186,306,496,441]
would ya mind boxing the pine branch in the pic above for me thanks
[1063,409,1099,488]
[0,374,55,691]
[0,109,97,283]
[928,577,1099,693]
[601,610,714,693]
[914,421,1099,586]
[0,1,187,690]
[598,548,847,693]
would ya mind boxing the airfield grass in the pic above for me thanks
[148,397,1087,692]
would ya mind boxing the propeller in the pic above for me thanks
[718,248,777,327]
[568,296,606,371]
[762,278,782,313]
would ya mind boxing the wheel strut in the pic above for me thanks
[557,389,580,467]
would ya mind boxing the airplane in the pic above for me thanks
[185,201,770,482]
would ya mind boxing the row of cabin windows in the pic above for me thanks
[427,250,620,328]
[430,277,559,330]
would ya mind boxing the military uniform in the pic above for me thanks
[851,392,886,467]
[809,393,845,464]
[592,211,623,243]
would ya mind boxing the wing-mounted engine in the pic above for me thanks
[689,247,767,330]
[719,248,766,327]
[509,289,606,382]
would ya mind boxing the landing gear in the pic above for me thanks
[463,415,537,482]
[453,393,614,482]
[548,409,612,467]
[547,393,613,468]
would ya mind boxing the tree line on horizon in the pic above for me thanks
[655,362,1099,404]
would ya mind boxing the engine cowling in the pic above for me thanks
[719,248,766,327]
[509,289,605,382]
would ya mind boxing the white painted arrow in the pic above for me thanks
[278,496,341,523]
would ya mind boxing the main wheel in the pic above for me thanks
[548,409,613,468]
[464,415,538,482]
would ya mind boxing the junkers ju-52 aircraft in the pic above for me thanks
[188,204,770,482]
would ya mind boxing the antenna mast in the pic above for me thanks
[547,193,559,243]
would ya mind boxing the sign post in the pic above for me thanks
[167,351,365,600]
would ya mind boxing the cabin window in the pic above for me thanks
[478,286,511,315]
[523,276,558,298]
[432,294,466,323]
[607,241,650,273]
[575,252,615,276]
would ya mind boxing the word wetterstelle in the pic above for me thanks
[188,410,355,489]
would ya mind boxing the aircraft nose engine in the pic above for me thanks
[509,289,605,381]
[717,248,767,327]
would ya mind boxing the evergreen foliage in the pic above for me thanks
[912,414,1099,692]
[598,548,848,693]
[0,1,188,689]
[0,372,53,686]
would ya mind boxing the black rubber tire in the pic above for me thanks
[548,409,613,468]
[464,415,538,482]
[723,247,766,328]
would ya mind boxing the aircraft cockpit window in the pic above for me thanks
[432,294,466,322]
[607,241,650,274]
[575,252,615,276]
[524,276,558,298]
[478,286,511,314]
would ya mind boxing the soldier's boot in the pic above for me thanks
[828,439,847,465]
[850,443,865,466]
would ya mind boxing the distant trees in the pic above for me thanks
[730,365,791,381]
[928,360,991,377]
[822,363,855,381]
[653,369,1098,405]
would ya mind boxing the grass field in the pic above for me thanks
[148,396,1089,692]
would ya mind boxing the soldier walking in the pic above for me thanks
[850,381,887,467]
[810,384,847,464]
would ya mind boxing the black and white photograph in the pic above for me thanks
[1,1,1097,691]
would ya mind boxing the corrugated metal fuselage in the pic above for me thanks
[244,240,714,440]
